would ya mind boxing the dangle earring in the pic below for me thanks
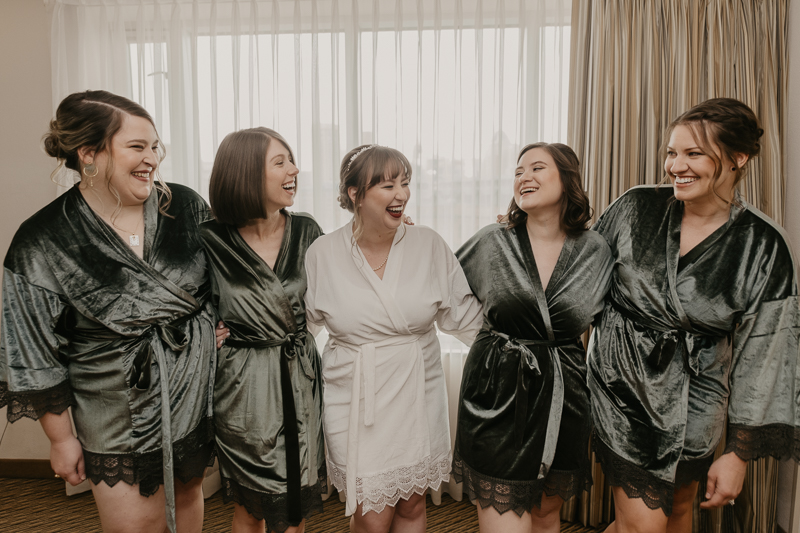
[83,162,98,187]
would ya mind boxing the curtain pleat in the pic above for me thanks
[567,0,789,531]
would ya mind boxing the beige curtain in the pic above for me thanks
[568,0,788,223]
[563,0,789,531]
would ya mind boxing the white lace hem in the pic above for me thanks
[328,452,452,515]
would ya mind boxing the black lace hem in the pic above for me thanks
[725,423,800,462]
[84,416,215,497]
[452,451,591,517]
[592,434,712,516]
[1,380,74,422]
[221,467,327,533]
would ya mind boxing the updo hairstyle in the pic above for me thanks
[338,145,412,242]
[503,142,592,237]
[43,90,170,212]
[662,97,763,190]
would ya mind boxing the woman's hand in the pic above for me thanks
[700,452,747,509]
[216,321,230,349]
[50,435,86,486]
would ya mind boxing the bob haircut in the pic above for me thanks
[661,98,763,199]
[502,142,592,237]
[209,127,295,227]
[337,144,412,242]
[43,90,171,214]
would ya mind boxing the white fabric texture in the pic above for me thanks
[305,223,483,514]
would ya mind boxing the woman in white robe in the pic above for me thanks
[304,145,482,533]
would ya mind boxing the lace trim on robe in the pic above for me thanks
[328,452,451,515]
[593,434,714,517]
[0,380,74,423]
[725,423,800,462]
[83,416,215,497]
[451,450,592,516]
[221,467,327,532]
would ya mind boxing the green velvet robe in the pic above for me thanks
[588,185,800,515]
[201,212,325,532]
[0,184,216,501]
[453,223,613,515]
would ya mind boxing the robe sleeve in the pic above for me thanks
[0,264,73,423]
[725,237,800,461]
[433,232,483,346]
[304,240,325,330]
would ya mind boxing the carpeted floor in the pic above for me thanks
[0,477,603,532]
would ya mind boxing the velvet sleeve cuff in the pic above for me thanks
[0,380,74,423]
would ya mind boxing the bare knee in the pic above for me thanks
[175,477,204,505]
[530,494,562,521]
[393,493,426,521]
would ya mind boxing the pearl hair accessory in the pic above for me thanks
[346,144,377,173]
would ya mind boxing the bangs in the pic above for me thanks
[366,149,412,188]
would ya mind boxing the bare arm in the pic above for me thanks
[40,410,85,486]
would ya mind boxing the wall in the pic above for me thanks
[777,0,800,530]
[0,0,58,462]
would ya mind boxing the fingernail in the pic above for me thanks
[705,493,711,499]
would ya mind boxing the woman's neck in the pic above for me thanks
[682,193,732,222]
[356,223,395,249]
[524,209,565,242]
[240,210,284,240]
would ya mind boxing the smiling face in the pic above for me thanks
[264,140,299,213]
[664,124,738,206]
[353,170,410,234]
[87,114,160,206]
[513,147,564,215]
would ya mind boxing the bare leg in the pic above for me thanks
[351,501,394,533]
[174,477,205,533]
[529,494,563,533]
[665,482,698,533]
[389,493,426,533]
[476,505,531,533]
[91,481,167,533]
[604,486,669,533]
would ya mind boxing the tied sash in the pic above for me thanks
[328,334,424,517]
[483,329,574,479]
[225,331,314,525]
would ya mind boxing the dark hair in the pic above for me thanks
[662,98,763,193]
[338,145,412,242]
[209,127,295,227]
[42,90,171,212]
[502,142,592,237]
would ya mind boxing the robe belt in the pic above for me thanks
[69,308,207,533]
[329,334,422,516]
[609,301,700,376]
[485,329,574,480]
[225,330,310,526]
[135,306,205,533]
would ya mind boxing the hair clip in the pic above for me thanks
[346,144,377,173]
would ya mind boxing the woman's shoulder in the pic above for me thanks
[288,211,323,233]
[738,203,797,276]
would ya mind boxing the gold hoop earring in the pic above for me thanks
[83,163,98,178]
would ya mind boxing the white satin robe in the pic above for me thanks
[304,223,482,516]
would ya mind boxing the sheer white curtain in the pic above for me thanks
[48,0,570,245]
[48,0,571,501]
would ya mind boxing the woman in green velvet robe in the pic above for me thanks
[0,91,216,533]
[453,143,613,533]
[588,98,800,533]
[201,128,325,533]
